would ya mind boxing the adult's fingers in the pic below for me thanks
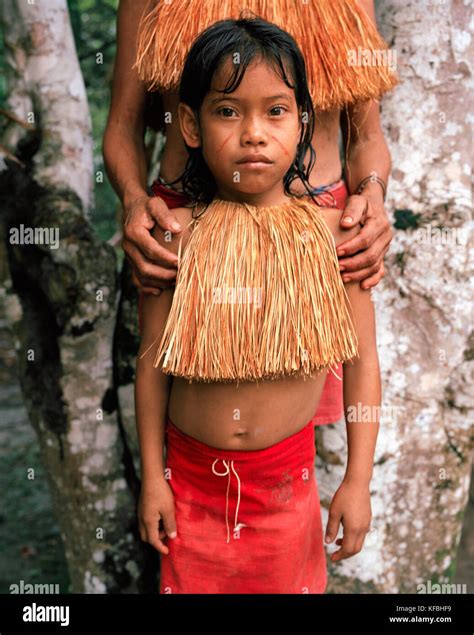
[123,223,179,269]
[132,267,176,295]
[357,261,386,290]
[125,243,178,289]
[341,259,383,285]
[338,229,389,272]
[137,286,162,297]
[337,219,386,258]
[339,194,369,227]
[147,195,183,234]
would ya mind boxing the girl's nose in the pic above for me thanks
[241,119,268,145]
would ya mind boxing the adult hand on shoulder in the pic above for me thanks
[122,194,182,296]
[336,190,393,290]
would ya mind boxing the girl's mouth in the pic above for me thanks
[236,153,273,165]
[237,161,274,169]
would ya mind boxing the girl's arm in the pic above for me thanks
[324,278,381,562]
[318,211,381,561]
[342,281,381,487]
[135,210,192,479]
[134,210,192,554]
[135,284,177,555]
[135,286,174,485]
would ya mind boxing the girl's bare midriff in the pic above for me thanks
[161,92,343,450]
[159,93,344,192]
[168,371,330,450]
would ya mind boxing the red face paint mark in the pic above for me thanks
[271,135,290,158]
[216,134,233,155]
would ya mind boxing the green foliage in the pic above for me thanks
[393,208,422,230]
[68,0,120,242]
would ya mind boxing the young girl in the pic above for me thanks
[134,16,381,594]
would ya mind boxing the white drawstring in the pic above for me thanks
[212,458,246,543]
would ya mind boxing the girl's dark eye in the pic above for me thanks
[218,107,236,117]
[270,106,287,116]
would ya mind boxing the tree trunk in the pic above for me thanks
[317,0,473,592]
[0,0,157,593]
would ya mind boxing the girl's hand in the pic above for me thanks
[138,477,177,555]
[324,479,372,562]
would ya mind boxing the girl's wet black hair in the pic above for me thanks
[165,15,318,205]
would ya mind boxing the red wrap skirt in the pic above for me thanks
[159,416,328,594]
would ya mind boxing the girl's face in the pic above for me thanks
[179,57,302,205]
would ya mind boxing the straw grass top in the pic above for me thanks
[140,196,359,383]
